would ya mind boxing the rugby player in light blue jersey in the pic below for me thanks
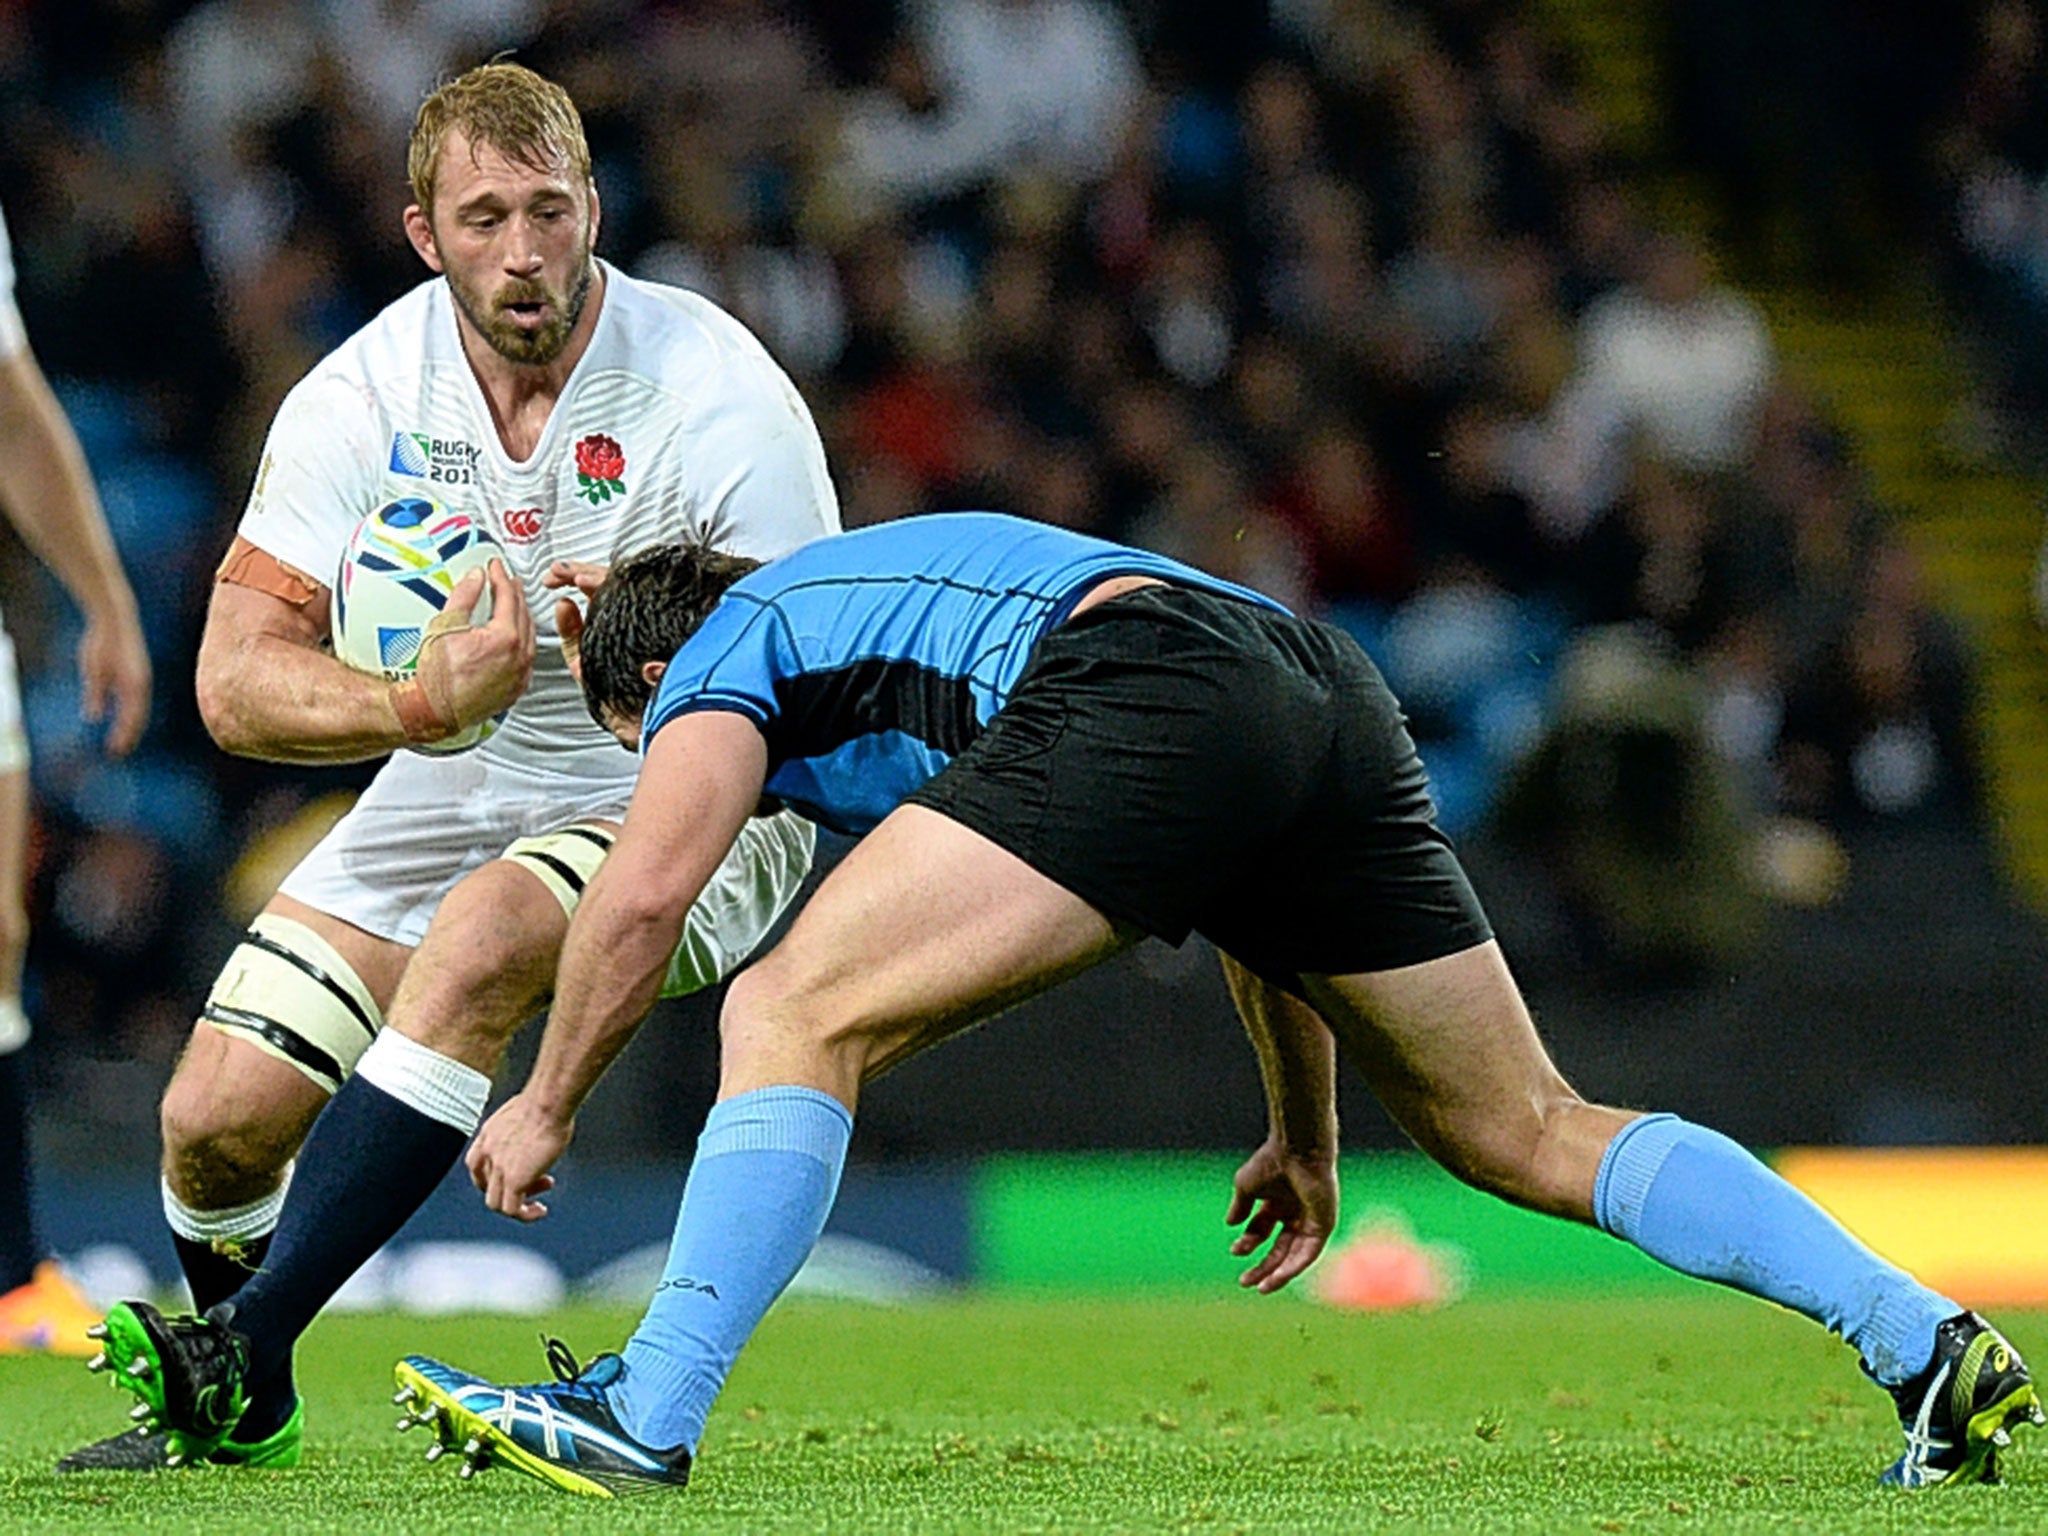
[127,513,2046,1494]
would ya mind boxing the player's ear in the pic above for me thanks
[404,205,444,273]
[586,180,601,248]
[639,660,667,689]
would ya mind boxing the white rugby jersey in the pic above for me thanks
[238,261,839,781]
[0,204,27,360]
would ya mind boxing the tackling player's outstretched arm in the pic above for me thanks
[1217,953,1340,1294]
[0,343,152,755]
[468,710,769,1221]
[196,558,534,764]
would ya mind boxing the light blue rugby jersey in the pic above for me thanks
[641,512,1286,835]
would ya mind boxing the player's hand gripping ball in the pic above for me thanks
[331,499,508,755]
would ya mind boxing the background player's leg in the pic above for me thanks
[1302,941,1952,1386]
[611,805,1132,1456]
[0,765,94,1354]
[154,895,410,1444]
[0,766,35,1298]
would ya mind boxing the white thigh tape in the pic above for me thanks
[201,913,384,1093]
[504,822,615,918]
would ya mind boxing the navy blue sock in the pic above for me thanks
[225,1029,488,1446]
[165,1183,289,1442]
[233,1076,467,1395]
[1595,1114,1955,1385]
[610,1086,852,1452]
[0,1045,37,1293]
[172,1230,271,1314]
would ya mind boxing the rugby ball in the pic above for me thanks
[331,499,506,755]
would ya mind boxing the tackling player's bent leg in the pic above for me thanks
[399,806,1129,1495]
[1294,944,2041,1487]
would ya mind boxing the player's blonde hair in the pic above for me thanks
[407,62,592,216]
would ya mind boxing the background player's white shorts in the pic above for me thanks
[278,746,637,946]
[0,624,29,775]
[0,616,27,1050]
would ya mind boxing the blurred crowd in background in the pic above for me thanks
[0,0,2024,1133]
[1944,0,2048,428]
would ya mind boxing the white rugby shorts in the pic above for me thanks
[276,746,637,947]
[0,624,29,775]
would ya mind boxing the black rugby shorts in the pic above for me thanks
[905,585,1493,987]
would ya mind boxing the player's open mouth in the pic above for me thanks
[502,301,550,327]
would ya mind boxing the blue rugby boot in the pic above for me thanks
[394,1338,690,1497]
[1880,1312,2043,1488]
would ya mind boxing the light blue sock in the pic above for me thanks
[1594,1114,1955,1385]
[609,1085,852,1451]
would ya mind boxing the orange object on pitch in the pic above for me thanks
[0,1260,103,1356]
[1310,1217,1465,1310]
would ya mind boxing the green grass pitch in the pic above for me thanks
[2,1295,2043,1533]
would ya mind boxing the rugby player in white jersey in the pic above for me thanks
[58,62,836,1471]
[0,202,154,1357]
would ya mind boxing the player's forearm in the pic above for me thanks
[523,888,686,1121]
[195,631,414,764]
[0,361,141,625]
[1221,956,1340,1158]
[521,719,769,1117]
[1258,1017,1339,1160]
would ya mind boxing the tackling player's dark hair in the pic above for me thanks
[579,543,762,731]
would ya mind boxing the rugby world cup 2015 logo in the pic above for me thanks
[390,433,431,477]
[390,432,481,481]
[574,433,626,505]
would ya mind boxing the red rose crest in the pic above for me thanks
[574,433,626,505]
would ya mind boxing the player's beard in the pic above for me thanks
[449,245,596,367]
